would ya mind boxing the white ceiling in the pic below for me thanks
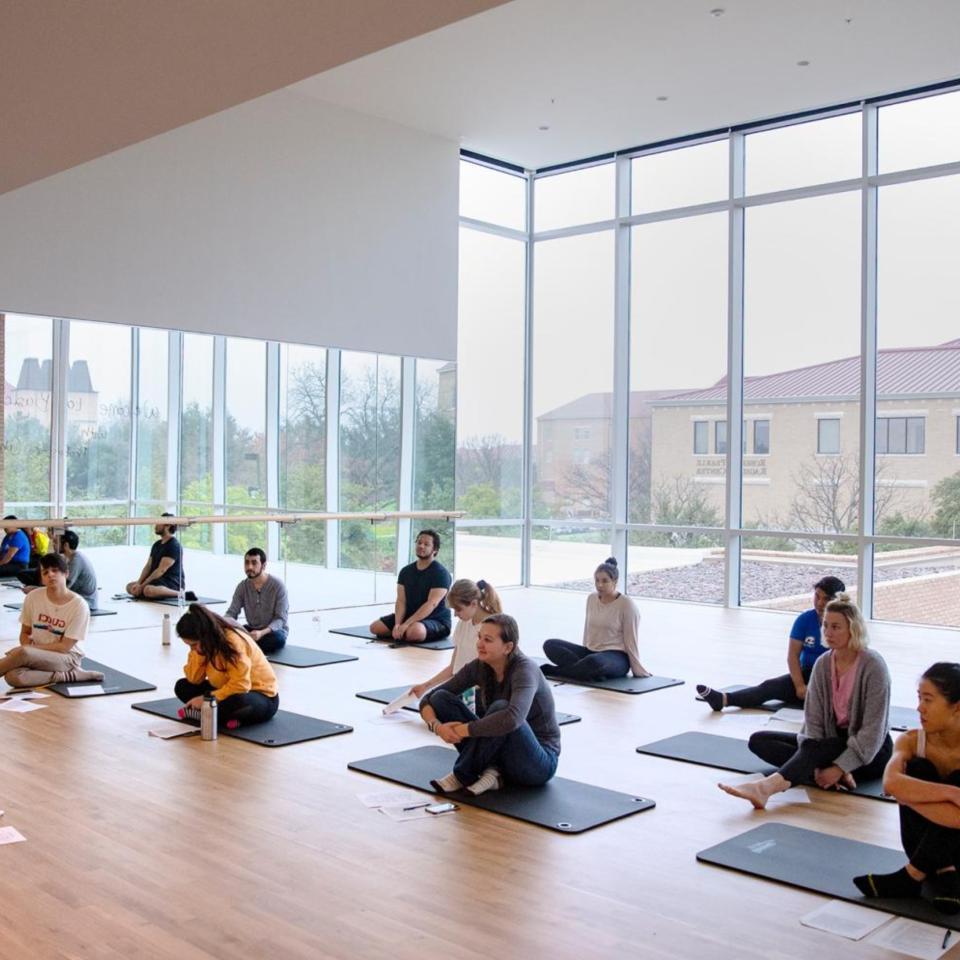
[295,0,960,170]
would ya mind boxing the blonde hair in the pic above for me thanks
[824,593,869,652]
[447,578,502,621]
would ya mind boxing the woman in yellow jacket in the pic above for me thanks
[175,603,279,729]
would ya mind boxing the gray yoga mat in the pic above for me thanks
[329,625,453,651]
[720,687,917,732]
[546,674,684,696]
[697,822,960,930]
[348,744,654,833]
[265,646,358,668]
[132,697,352,746]
[354,685,581,726]
[47,659,157,697]
[636,731,893,801]
[112,593,225,607]
[4,601,116,616]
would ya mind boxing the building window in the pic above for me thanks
[877,416,925,455]
[753,419,770,455]
[573,426,591,440]
[818,418,840,455]
[715,420,727,455]
[693,421,708,454]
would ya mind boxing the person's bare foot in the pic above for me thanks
[718,773,788,810]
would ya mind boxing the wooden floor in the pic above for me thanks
[1,587,956,960]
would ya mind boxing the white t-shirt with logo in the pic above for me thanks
[20,589,90,663]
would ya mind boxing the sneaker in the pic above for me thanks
[467,767,502,796]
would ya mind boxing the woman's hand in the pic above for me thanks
[436,722,463,744]
[184,696,205,711]
[814,765,846,789]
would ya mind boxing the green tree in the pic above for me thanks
[931,472,960,539]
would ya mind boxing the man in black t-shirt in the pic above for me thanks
[369,529,452,642]
[125,513,189,600]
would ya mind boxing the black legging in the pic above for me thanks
[174,678,279,728]
[900,757,960,875]
[726,669,810,709]
[749,728,893,787]
[541,638,630,681]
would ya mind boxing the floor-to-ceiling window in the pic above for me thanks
[180,332,215,550]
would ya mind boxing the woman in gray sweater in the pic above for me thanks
[720,594,892,809]
[420,613,561,796]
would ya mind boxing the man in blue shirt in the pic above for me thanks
[696,575,847,711]
[0,516,32,577]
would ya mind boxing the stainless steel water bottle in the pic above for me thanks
[161,613,171,646]
[200,694,218,740]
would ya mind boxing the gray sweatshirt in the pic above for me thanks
[225,575,288,633]
[67,551,98,610]
[799,646,890,773]
[424,652,562,755]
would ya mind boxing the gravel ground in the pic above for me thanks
[551,559,958,605]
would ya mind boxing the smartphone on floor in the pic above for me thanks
[425,802,458,815]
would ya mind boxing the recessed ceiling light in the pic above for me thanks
[710,7,725,16]
[796,59,810,67]
[656,95,669,102]
[538,124,550,131]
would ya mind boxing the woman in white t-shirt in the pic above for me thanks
[410,579,502,699]
[541,557,650,681]
[0,553,103,687]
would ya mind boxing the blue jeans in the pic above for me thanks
[429,689,559,788]
[247,626,287,654]
[541,638,629,681]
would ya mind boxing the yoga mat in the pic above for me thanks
[354,685,581,726]
[697,822,960,930]
[48,659,157,697]
[4,601,116,616]
[329,625,453,651]
[546,674,684,696]
[348,745,653,833]
[132,697,352,746]
[636,731,893,802]
[265,646,358,668]
[721,687,918,732]
[112,593,225,607]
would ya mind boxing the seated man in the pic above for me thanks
[0,516,31,577]
[369,529,452,643]
[0,552,104,687]
[126,512,189,600]
[20,530,100,610]
[224,547,289,654]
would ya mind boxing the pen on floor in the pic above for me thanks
[943,929,951,950]
[402,802,430,811]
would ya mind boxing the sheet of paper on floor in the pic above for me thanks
[865,917,956,960]
[0,826,26,845]
[357,788,427,809]
[800,899,891,940]
[0,698,46,713]
[369,711,418,725]
[379,804,454,823]
[0,689,50,700]
[148,721,200,739]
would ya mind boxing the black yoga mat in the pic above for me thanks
[354,685,581,726]
[132,697,352,746]
[4,601,116,616]
[112,593,225,607]
[48,659,157,697]
[265,646,358,668]
[636,731,893,801]
[697,822,960,930]
[720,687,917,733]
[546,674,684,696]
[329,625,453,651]
[348,744,653,833]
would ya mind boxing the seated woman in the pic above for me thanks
[854,662,960,915]
[174,604,279,730]
[410,578,502,699]
[0,552,103,686]
[719,594,891,809]
[696,575,845,711]
[419,613,561,796]
[540,557,649,682]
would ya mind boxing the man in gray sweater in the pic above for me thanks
[224,548,289,653]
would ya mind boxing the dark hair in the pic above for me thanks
[160,511,178,534]
[3,514,17,521]
[814,575,845,597]
[245,547,267,564]
[477,613,521,709]
[39,552,69,574]
[176,604,241,668]
[417,529,441,555]
[922,663,960,704]
[61,530,80,551]
[595,556,620,583]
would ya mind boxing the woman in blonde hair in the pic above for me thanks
[719,594,892,809]
[409,579,502,699]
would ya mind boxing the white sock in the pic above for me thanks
[433,772,463,792]
[467,767,502,796]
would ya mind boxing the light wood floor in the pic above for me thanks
[1,587,956,960]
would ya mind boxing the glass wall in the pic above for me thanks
[180,333,215,550]
[133,327,169,545]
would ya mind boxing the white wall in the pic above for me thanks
[0,88,458,360]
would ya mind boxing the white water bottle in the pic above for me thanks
[161,613,171,646]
